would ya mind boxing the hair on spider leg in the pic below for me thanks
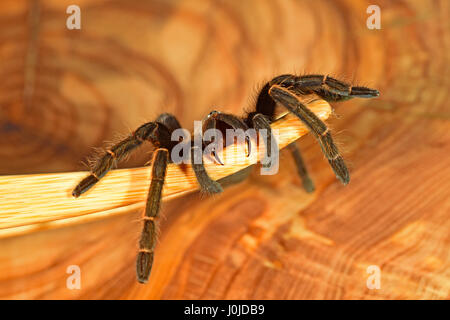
[243,75,275,114]
[351,80,381,98]
[105,132,134,160]
[330,107,344,120]
[323,126,354,166]
[86,132,140,172]
[130,203,167,239]
[85,145,113,170]
[132,212,164,239]
[143,148,160,166]
[77,145,105,170]
[197,186,224,200]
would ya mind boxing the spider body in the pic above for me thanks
[72,73,379,284]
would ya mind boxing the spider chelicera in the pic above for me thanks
[72,74,379,283]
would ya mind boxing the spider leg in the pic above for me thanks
[202,115,224,165]
[72,121,158,197]
[252,83,314,191]
[288,142,315,193]
[73,113,180,198]
[191,144,223,194]
[189,110,234,194]
[268,84,350,185]
[204,111,251,157]
[136,148,168,284]
[191,110,252,194]
[135,113,185,283]
[270,74,379,102]
[317,75,379,100]
[251,113,278,168]
[153,113,182,152]
[205,111,250,131]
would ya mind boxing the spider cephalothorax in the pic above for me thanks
[72,74,379,284]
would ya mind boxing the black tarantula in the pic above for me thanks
[72,74,379,283]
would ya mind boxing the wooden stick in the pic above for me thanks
[0,99,331,238]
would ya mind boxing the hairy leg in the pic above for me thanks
[191,110,253,194]
[136,148,169,284]
[288,142,315,193]
[253,81,315,191]
[73,113,183,198]
[251,113,278,168]
[269,84,350,185]
[191,144,223,194]
[268,74,379,102]
[72,121,158,197]
[204,111,251,156]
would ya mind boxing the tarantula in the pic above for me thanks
[72,74,379,284]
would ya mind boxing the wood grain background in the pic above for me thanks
[0,0,449,299]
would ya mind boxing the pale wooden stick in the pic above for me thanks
[0,99,331,238]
